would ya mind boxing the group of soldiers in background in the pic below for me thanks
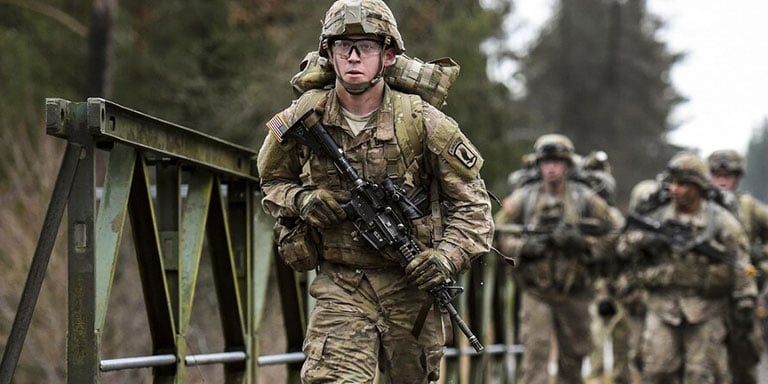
[494,134,768,384]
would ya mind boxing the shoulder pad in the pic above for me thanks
[289,89,330,125]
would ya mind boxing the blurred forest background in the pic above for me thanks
[1,0,768,382]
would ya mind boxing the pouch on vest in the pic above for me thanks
[274,218,321,272]
[289,51,460,109]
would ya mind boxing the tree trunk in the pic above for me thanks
[85,0,117,98]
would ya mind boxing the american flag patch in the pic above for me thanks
[266,113,289,143]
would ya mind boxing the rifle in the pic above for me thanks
[625,213,756,277]
[495,216,611,242]
[279,109,484,352]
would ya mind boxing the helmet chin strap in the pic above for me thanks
[332,51,386,95]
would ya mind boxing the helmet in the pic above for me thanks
[666,151,711,190]
[533,134,575,164]
[707,149,745,176]
[319,0,405,58]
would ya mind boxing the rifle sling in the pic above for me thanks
[411,299,434,339]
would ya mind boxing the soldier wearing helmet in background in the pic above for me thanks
[256,1,493,382]
[707,149,768,384]
[495,134,622,384]
[617,151,757,383]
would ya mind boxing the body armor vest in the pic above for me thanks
[294,89,437,268]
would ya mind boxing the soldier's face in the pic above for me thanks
[669,179,702,212]
[331,34,396,85]
[710,172,739,191]
[539,159,568,183]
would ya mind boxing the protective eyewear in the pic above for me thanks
[331,38,383,59]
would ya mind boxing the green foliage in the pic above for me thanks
[518,0,684,206]
[0,0,87,133]
[385,0,530,196]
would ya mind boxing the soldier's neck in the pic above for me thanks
[543,179,565,194]
[675,198,702,214]
[336,82,385,116]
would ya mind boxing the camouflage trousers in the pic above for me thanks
[518,291,593,384]
[641,310,730,384]
[300,264,445,384]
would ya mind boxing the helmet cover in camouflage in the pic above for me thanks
[707,149,745,176]
[533,134,575,164]
[319,0,405,57]
[666,151,711,190]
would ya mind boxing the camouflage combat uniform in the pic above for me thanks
[495,134,622,384]
[708,149,768,384]
[258,71,492,384]
[727,191,768,384]
[617,152,757,384]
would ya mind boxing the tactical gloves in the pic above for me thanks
[297,189,350,228]
[405,248,457,291]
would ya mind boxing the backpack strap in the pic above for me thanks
[391,93,446,243]
[392,93,425,167]
[522,183,541,227]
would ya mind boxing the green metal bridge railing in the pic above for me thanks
[0,98,519,383]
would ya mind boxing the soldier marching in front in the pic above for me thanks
[257,1,493,382]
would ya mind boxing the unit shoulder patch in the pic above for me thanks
[448,138,479,169]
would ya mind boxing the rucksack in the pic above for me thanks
[290,51,460,110]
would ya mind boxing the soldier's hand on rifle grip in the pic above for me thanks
[405,248,457,291]
[521,236,548,258]
[297,189,350,228]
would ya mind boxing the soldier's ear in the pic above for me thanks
[383,47,397,67]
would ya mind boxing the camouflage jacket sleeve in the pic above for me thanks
[718,206,758,301]
[742,193,768,254]
[741,194,768,280]
[256,98,311,219]
[422,104,494,272]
